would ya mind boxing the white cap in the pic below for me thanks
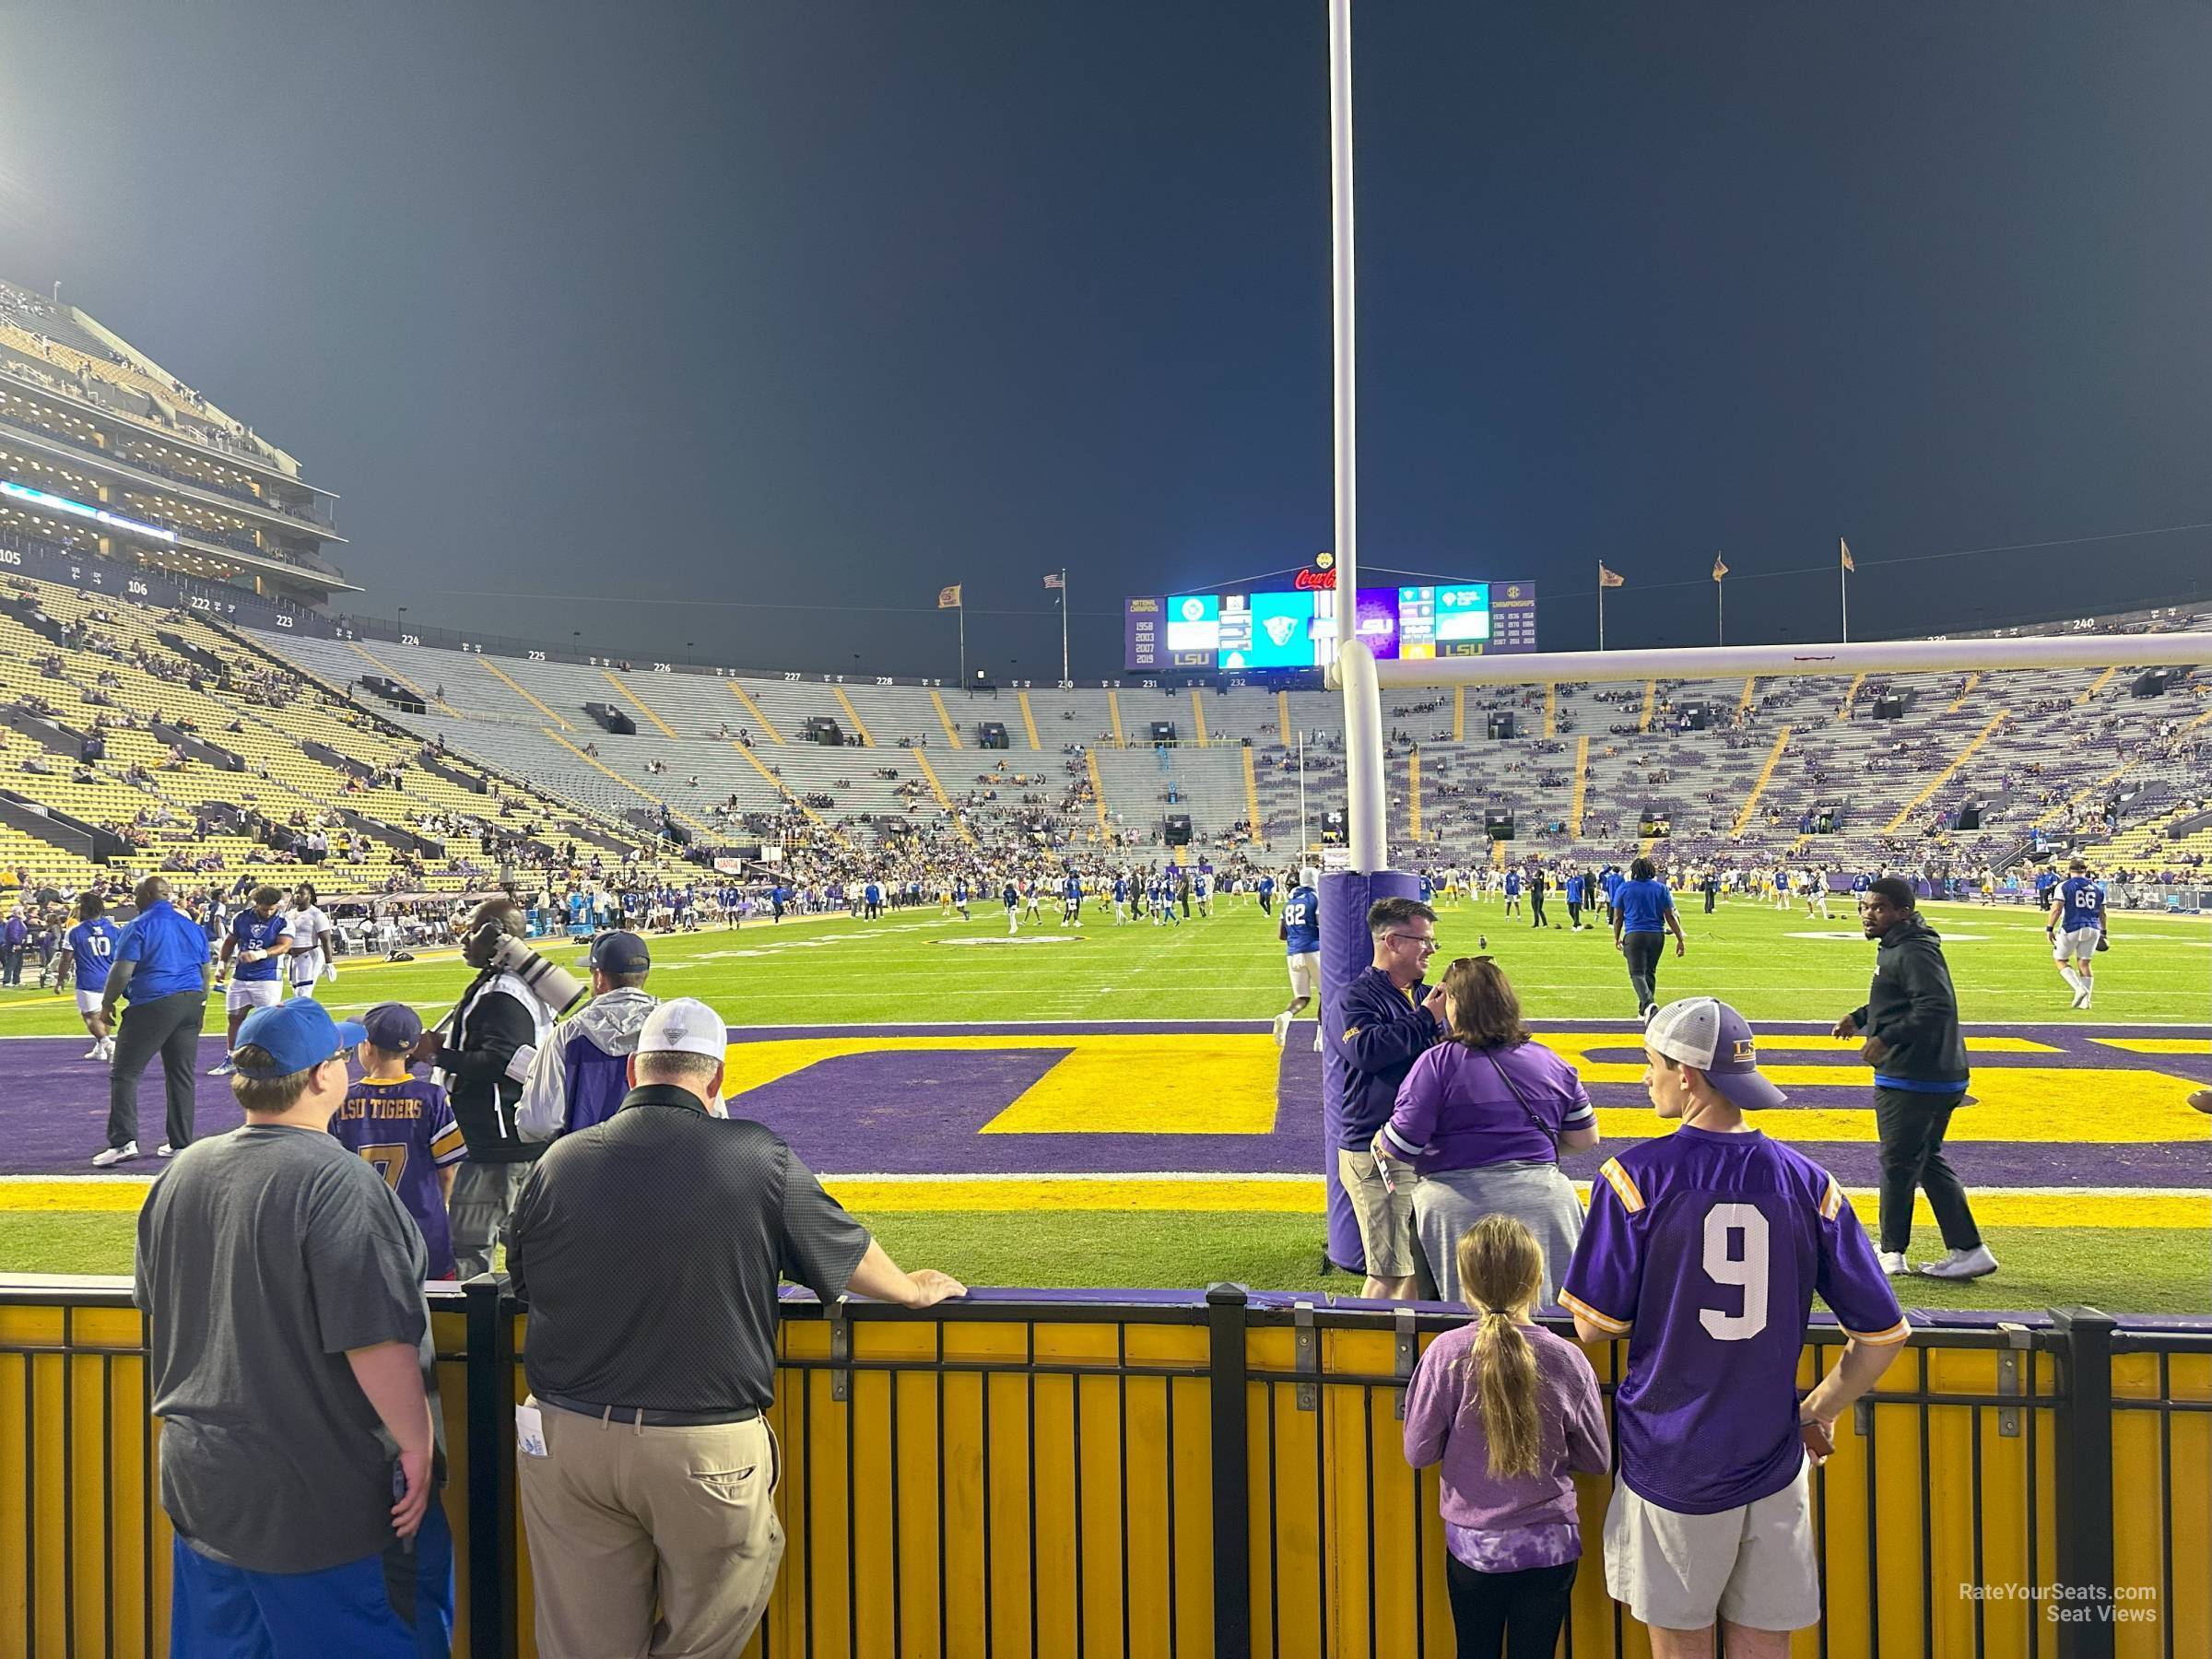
[1644,997,1787,1111]
[636,996,728,1062]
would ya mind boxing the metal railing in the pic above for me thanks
[2,1278,2203,1658]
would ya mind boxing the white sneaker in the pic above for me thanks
[1877,1251,1912,1277]
[157,1144,174,1158]
[2077,994,2091,1011]
[100,1040,115,1060]
[1271,1010,1290,1048]
[1312,1033,1323,1053]
[1921,1244,1998,1280]
[206,1060,234,1077]
[92,1142,138,1168]
[82,1043,104,1060]
[2069,986,2088,1009]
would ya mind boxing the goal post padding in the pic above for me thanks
[1317,867,1421,1273]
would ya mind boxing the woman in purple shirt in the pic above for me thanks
[1405,1215,1610,1658]
[1372,957,1599,1303]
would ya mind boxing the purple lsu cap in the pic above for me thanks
[232,999,367,1079]
[360,1001,424,1052]
[1644,996,1787,1111]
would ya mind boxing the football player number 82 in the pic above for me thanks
[1700,1203,1770,1341]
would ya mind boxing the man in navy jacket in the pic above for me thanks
[1333,896,1446,1299]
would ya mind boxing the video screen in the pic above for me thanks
[1128,580,1532,670]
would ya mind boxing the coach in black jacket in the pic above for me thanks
[1833,877,1992,1282]
[415,898,551,1277]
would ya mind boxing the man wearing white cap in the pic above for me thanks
[1560,997,1907,1659]
[505,997,965,1659]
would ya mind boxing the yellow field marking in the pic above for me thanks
[1569,735,1590,836]
[1579,1071,2204,1143]
[1015,689,1040,750]
[1838,673,1864,722]
[830,684,874,747]
[1277,688,1292,748]
[1557,1035,2062,1056]
[472,654,570,727]
[1543,683,1558,738]
[1406,748,1422,841]
[1187,687,1208,747]
[929,688,962,748]
[6,1176,2201,1228]
[716,1032,1284,1135]
[909,747,973,843]
[1731,725,1793,838]
[350,641,455,715]
[2093,1037,2212,1055]
[599,668,680,739]
[1107,688,1125,747]
[727,678,783,743]
[1885,709,2008,834]
[1638,680,1657,733]
[1241,745,1262,839]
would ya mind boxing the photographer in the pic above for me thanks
[416,898,570,1277]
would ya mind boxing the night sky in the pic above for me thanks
[3,2,2209,677]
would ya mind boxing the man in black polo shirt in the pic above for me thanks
[505,997,964,1659]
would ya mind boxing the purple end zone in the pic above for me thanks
[2,1019,2207,1187]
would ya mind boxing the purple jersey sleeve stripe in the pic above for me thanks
[1559,1290,1630,1334]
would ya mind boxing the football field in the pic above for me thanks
[3,892,2206,1312]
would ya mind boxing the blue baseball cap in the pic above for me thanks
[360,1001,424,1052]
[588,930,652,975]
[232,1000,367,1079]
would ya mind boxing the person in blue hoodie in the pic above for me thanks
[517,931,663,1144]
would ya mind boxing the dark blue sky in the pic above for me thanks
[4,2,2209,677]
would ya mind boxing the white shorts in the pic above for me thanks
[1603,1463,1821,1633]
[225,979,283,1014]
[1287,952,1320,998]
[76,989,103,1015]
[289,950,324,987]
[2053,926,2100,961]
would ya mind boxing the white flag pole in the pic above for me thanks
[1840,541,1851,643]
[1060,569,1070,683]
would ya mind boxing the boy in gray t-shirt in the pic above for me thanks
[135,999,453,1655]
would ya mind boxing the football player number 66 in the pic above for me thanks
[1699,1204,1771,1342]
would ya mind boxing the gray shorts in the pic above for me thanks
[1603,1462,1821,1633]
[1335,1148,1417,1278]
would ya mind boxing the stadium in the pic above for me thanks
[3,6,2210,1657]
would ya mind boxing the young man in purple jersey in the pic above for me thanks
[335,1003,467,1279]
[1560,997,1907,1656]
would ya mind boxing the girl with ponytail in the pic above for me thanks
[1405,1215,1610,1658]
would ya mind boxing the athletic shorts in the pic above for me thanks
[288,951,324,988]
[1335,1148,1417,1278]
[2053,926,2100,961]
[76,988,104,1015]
[1287,952,1320,998]
[225,979,283,1014]
[1603,1462,1820,1633]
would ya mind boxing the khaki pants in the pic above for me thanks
[518,1399,783,1659]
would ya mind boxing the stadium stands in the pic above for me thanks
[215,603,2209,901]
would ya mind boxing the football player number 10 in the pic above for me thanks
[1700,1203,1770,1342]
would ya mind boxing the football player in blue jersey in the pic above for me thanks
[2047,857,2105,1010]
[1273,870,1322,1051]
[58,891,124,1061]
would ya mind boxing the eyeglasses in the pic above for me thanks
[1386,933,1440,952]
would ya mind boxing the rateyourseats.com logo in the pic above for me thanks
[1957,1583,2159,1625]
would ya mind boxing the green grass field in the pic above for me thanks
[4,892,2206,1312]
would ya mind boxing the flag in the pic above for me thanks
[937,584,962,609]
[1840,537,1855,572]
[1712,555,1730,582]
[1041,572,1065,590]
[1598,564,1626,588]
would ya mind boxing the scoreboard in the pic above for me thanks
[1124,580,1536,672]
